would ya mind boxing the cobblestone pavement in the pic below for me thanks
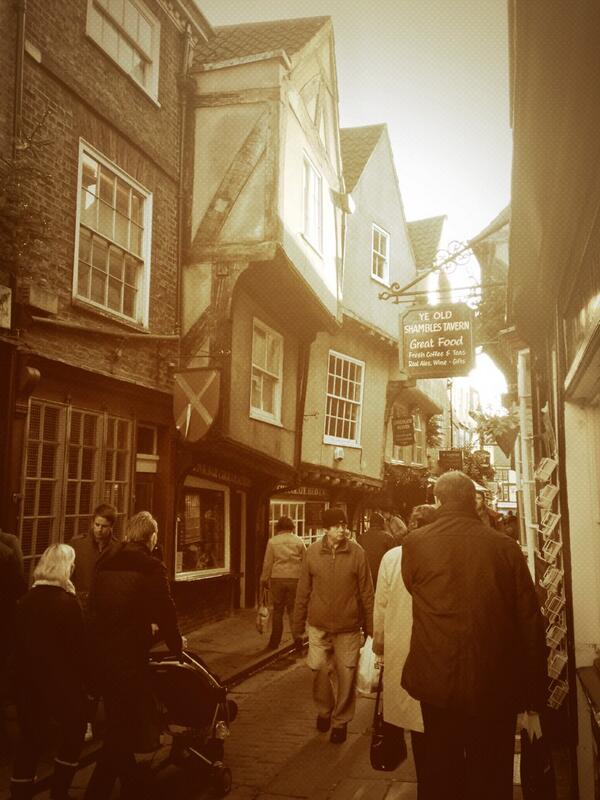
[3,650,525,799]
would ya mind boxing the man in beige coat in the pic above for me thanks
[260,516,306,651]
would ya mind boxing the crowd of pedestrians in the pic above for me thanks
[265,472,547,800]
[4,506,183,800]
[2,471,546,800]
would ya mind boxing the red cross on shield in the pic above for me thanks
[173,368,220,443]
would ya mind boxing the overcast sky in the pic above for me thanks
[199,0,510,409]
[199,0,512,247]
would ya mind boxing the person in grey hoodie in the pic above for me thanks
[260,516,306,650]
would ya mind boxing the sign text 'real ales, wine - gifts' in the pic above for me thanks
[400,303,475,378]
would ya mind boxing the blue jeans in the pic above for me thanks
[268,579,298,648]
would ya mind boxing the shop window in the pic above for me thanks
[250,318,283,425]
[20,399,133,581]
[176,477,230,579]
[269,499,348,547]
[75,142,151,325]
[136,423,158,473]
[303,153,323,252]
[324,351,364,447]
[86,0,161,100]
[371,223,390,284]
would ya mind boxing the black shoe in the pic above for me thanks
[330,724,347,743]
[316,715,331,733]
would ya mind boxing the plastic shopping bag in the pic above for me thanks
[255,587,271,634]
[356,635,379,696]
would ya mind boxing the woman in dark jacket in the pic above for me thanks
[10,543,87,800]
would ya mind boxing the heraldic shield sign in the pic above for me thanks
[173,368,220,443]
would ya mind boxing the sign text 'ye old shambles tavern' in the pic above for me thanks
[400,303,475,378]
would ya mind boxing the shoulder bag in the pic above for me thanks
[370,665,408,771]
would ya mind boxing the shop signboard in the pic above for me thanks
[392,416,415,447]
[438,449,464,472]
[400,302,475,378]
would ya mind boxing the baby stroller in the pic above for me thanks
[149,648,238,796]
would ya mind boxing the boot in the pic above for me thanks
[50,760,78,800]
[9,778,35,800]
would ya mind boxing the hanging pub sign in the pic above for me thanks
[400,303,475,378]
[438,449,464,472]
[392,416,415,447]
[473,449,491,467]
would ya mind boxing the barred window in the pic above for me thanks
[324,351,364,446]
[76,143,151,325]
[371,224,390,283]
[87,0,161,99]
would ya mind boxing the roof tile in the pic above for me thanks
[407,216,446,269]
[339,125,386,191]
[193,16,330,67]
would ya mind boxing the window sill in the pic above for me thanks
[174,569,230,582]
[250,410,283,428]
[370,273,390,287]
[71,296,148,332]
[323,437,361,449]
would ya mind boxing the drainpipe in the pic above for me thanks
[13,0,26,158]
[517,348,536,577]
[175,25,193,368]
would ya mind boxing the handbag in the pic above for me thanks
[520,719,557,800]
[370,665,408,771]
[255,586,271,634]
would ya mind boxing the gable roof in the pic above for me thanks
[406,216,446,270]
[339,125,386,192]
[192,16,330,68]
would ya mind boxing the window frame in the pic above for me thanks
[371,223,390,285]
[19,398,134,581]
[302,152,323,254]
[391,410,425,465]
[86,0,161,102]
[175,476,231,581]
[323,350,365,448]
[73,140,153,327]
[250,318,284,426]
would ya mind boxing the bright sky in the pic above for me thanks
[199,0,510,410]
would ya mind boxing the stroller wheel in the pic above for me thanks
[211,762,232,796]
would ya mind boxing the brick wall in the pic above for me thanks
[8,0,186,391]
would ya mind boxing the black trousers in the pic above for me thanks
[420,703,516,800]
[268,579,298,648]
[12,692,86,781]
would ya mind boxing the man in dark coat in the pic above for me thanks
[85,511,182,800]
[357,511,395,587]
[71,503,118,606]
[401,471,547,800]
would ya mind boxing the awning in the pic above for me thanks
[387,381,443,416]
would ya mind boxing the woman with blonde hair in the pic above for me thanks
[10,543,87,800]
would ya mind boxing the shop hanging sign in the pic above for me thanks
[438,449,464,472]
[173,367,220,443]
[400,303,475,378]
[392,416,415,447]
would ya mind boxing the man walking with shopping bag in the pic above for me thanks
[292,508,374,744]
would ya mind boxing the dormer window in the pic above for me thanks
[371,223,390,284]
